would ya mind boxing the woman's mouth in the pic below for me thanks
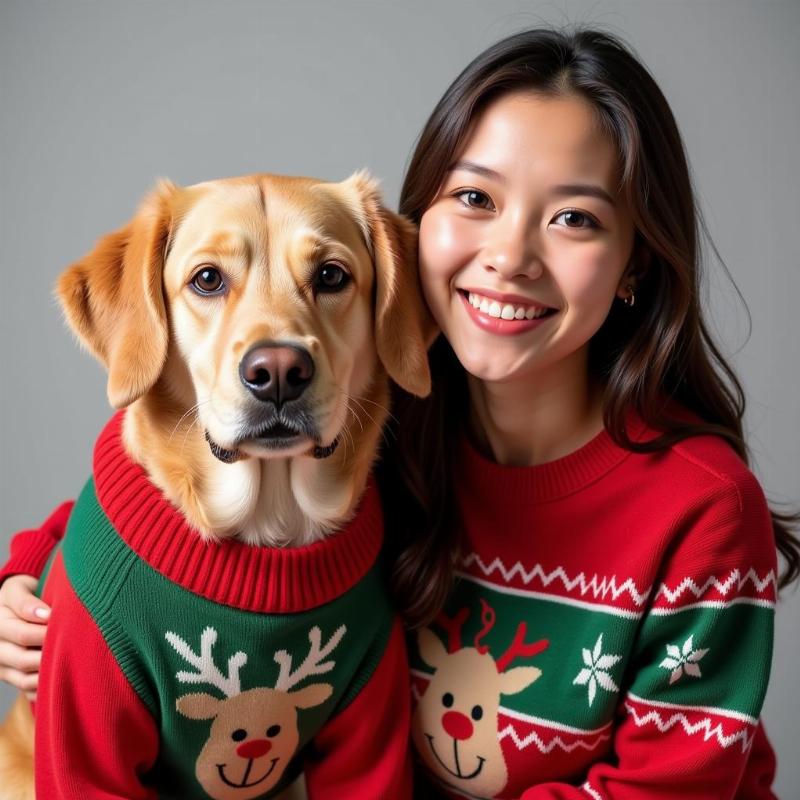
[458,289,557,335]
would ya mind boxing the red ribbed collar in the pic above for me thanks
[93,412,384,613]
[458,413,650,504]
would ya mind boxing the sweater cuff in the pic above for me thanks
[0,501,74,587]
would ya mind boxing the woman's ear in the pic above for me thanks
[56,179,178,408]
[341,170,438,398]
[616,236,651,300]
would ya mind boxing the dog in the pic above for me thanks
[0,171,434,799]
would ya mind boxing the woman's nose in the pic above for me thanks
[482,217,543,280]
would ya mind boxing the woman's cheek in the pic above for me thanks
[559,245,625,306]
[419,210,469,320]
[420,209,475,278]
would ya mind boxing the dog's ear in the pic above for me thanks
[341,170,437,398]
[56,180,177,408]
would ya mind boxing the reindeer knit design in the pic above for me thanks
[32,412,412,799]
[409,410,778,800]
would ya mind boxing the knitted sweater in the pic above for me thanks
[2,415,779,799]
[27,412,412,799]
[409,415,778,800]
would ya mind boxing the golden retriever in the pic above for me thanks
[0,171,434,799]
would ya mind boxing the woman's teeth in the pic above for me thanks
[467,292,551,320]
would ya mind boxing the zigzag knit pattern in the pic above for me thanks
[462,553,651,607]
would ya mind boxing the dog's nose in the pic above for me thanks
[239,344,315,406]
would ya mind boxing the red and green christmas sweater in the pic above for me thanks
[408,413,778,799]
[8,412,412,799]
[1,412,780,799]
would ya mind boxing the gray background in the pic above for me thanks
[1,0,797,795]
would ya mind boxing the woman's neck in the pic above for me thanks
[466,351,605,467]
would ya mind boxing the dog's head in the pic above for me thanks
[57,172,435,463]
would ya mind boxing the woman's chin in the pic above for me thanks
[456,349,534,385]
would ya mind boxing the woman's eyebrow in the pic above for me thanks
[447,160,506,183]
[550,184,616,206]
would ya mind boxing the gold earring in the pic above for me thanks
[623,285,635,307]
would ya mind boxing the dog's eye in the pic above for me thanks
[191,266,225,295]
[314,262,350,294]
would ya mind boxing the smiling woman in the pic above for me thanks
[380,26,797,799]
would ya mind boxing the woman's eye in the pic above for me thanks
[314,262,351,294]
[191,266,225,294]
[455,189,495,211]
[552,210,598,229]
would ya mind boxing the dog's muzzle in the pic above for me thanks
[204,430,339,463]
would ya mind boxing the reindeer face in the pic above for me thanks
[176,684,331,800]
[166,625,343,800]
[412,603,548,797]
[413,645,509,795]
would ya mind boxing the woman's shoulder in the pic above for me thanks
[626,406,778,599]
[626,404,773,555]
[632,403,764,501]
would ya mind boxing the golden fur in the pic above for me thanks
[0,171,434,798]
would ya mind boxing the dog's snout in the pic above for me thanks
[239,344,315,406]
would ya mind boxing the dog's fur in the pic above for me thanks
[0,171,434,799]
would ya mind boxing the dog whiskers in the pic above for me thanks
[338,388,394,450]
[334,399,353,459]
[344,399,365,433]
[347,392,397,425]
[180,412,204,455]
[169,400,210,442]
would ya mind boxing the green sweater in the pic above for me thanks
[34,411,412,799]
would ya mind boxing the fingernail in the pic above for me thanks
[34,607,50,619]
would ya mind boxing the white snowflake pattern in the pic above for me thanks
[659,634,709,685]
[573,633,622,707]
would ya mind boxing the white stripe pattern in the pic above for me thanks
[626,691,759,726]
[654,568,776,604]
[582,782,604,800]
[623,700,756,753]
[463,553,651,606]
[455,571,641,619]
[498,724,612,754]
[499,704,614,736]
[649,596,775,615]
[462,554,776,610]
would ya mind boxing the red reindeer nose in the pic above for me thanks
[442,711,473,740]
[237,739,272,759]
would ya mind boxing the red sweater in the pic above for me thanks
[409,415,778,799]
[7,413,412,799]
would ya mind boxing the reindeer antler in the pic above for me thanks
[165,627,248,698]
[435,607,470,653]
[495,622,549,673]
[273,625,346,692]
[473,598,496,654]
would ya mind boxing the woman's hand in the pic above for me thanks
[0,575,49,701]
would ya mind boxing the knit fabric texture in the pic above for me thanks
[409,413,777,800]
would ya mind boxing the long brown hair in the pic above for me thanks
[377,27,800,628]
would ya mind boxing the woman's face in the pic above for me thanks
[418,91,636,384]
